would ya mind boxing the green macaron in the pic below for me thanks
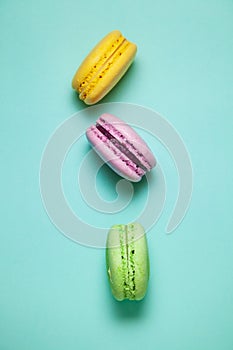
[106,222,150,301]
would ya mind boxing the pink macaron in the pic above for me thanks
[86,113,156,182]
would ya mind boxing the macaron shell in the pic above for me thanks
[106,225,128,301]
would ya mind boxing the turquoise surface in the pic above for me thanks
[1,0,233,349]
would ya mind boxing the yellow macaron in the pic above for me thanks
[72,30,137,105]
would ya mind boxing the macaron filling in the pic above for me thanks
[119,225,136,299]
[126,226,136,299]
[88,125,145,180]
[96,122,148,173]
[98,116,155,170]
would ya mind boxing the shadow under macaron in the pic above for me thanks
[100,61,138,104]
[111,297,148,319]
[105,279,154,321]
[94,157,152,201]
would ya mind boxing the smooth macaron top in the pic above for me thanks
[86,113,156,182]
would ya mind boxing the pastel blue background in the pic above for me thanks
[0,0,233,349]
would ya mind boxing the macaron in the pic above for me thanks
[106,222,150,301]
[86,113,156,182]
[72,30,137,105]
